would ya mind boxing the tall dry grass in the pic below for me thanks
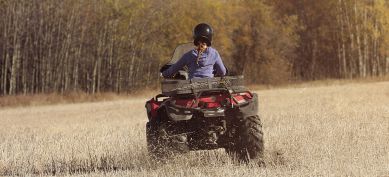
[0,81,388,176]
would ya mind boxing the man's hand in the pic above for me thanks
[196,41,208,66]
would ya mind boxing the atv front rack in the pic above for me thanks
[161,76,247,96]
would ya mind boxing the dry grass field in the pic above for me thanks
[0,81,388,176]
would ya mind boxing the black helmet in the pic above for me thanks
[193,23,213,46]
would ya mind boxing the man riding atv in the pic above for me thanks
[161,23,227,79]
[146,23,264,164]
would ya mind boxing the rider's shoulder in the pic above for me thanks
[208,47,219,54]
[184,50,195,57]
[177,50,194,62]
[207,47,220,57]
[208,47,216,52]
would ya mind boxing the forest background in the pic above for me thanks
[1,0,389,95]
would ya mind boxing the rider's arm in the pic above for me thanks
[162,54,188,78]
[214,51,226,76]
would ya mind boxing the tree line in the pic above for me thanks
[0,0,388,95]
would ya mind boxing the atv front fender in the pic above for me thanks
[227,93,259,119]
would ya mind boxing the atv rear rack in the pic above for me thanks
[161,76,247,96]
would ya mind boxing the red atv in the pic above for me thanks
[145,43,264,163]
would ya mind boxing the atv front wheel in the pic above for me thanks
[226,115,264,163]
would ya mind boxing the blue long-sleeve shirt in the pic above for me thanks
[162,47,226,79]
